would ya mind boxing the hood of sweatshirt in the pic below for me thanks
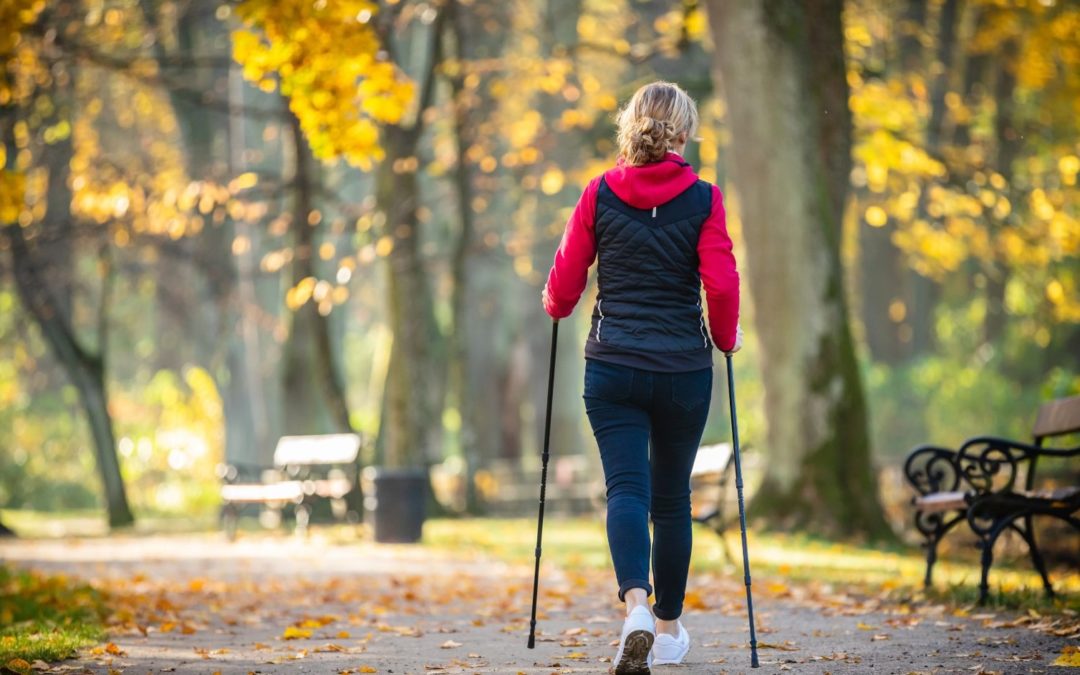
[602,152,700,210]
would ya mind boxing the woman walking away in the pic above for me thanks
[542,81,742,674]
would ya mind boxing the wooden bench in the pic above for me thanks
[585,442,738,532]
[218,433,362,540]
[690,442,735,530]
[904,396,1080,603]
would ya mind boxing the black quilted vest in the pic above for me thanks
[584,175,714,372]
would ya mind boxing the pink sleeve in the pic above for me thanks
[543,177,600,319]
[698,185,740,351]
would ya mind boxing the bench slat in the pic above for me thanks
[1017,486,1080,502]
[221,482,305,503]
[306,478,354,499]
[274,433,361,466]
[1032,395,1080,440]
[691,443,732,477]
[914,491,968,513]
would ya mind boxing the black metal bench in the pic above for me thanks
[218,433,362,540]
[904,395,1080,603]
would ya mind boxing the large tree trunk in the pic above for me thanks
[909,0,959,355]
[531,0,589,488]
[371,7,449,472]
[984,37,1018,346]
[448,0,482,512]
[858,0,925,364]
[142,0,276,466]
[282,109,354,437]
[707,0,891,538]
[7,223,134,528]
[1,44,134,528]
[36,12,75,325]
[376,125,445,468]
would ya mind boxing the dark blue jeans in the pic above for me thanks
[583,358,712,621]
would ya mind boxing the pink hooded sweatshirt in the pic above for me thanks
[543,152,740,352]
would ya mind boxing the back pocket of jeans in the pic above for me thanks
[584,360,634,402]
[671,368,712,411]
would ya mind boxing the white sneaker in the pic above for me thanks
[613,605,654,674]
[651,621,690,665]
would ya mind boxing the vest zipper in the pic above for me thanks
[652,206,657,218]
[596,299,604,341]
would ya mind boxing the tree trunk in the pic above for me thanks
[282,110,354,437]
[142,0,277,466]
[707,0,891,538]
[36,16,75,325]
[376,125,444,468]
[7,223,134,528]
[910,0,959,354]
[2,65,134,529]
[447,0,480,511]
[984,37,1018,346]
[531,0,589,487]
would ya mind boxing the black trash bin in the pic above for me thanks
[366,467,427,543]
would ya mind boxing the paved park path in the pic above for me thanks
[1,532,1076,674]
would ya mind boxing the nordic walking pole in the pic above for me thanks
[527,319,559,649]
[726,352,760,668]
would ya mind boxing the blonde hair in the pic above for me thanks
[615,81,699,166]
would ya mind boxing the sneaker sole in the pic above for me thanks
[614,629,654,674]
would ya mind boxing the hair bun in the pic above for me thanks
[630,117,676,164]
[615,81,699,166]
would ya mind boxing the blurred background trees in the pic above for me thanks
[1,0,1077,537]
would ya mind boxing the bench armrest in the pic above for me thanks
[955,436,1080,493]
[903,445,964,496]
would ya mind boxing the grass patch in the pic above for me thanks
[0,509,217,538]
[0,566,106,672]
[422,517,1080,613]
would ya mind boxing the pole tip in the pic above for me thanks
[527,635,536,649]
[751,652,760,668]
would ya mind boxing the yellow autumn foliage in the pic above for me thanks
[232,0,414,170]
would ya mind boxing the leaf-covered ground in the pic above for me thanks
[0,566,106,670]
[0,519,1077,674]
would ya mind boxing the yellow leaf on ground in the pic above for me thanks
[856,621,878,631]
[105,642,126,655]
[766,582,790,595]
[337,631,351,639]
[359,667,377,673]
[757,641,799,651]
[683,591,708,609]
[1053,645,1080,667]
[283,626,313,639]
[5,659,30,674]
